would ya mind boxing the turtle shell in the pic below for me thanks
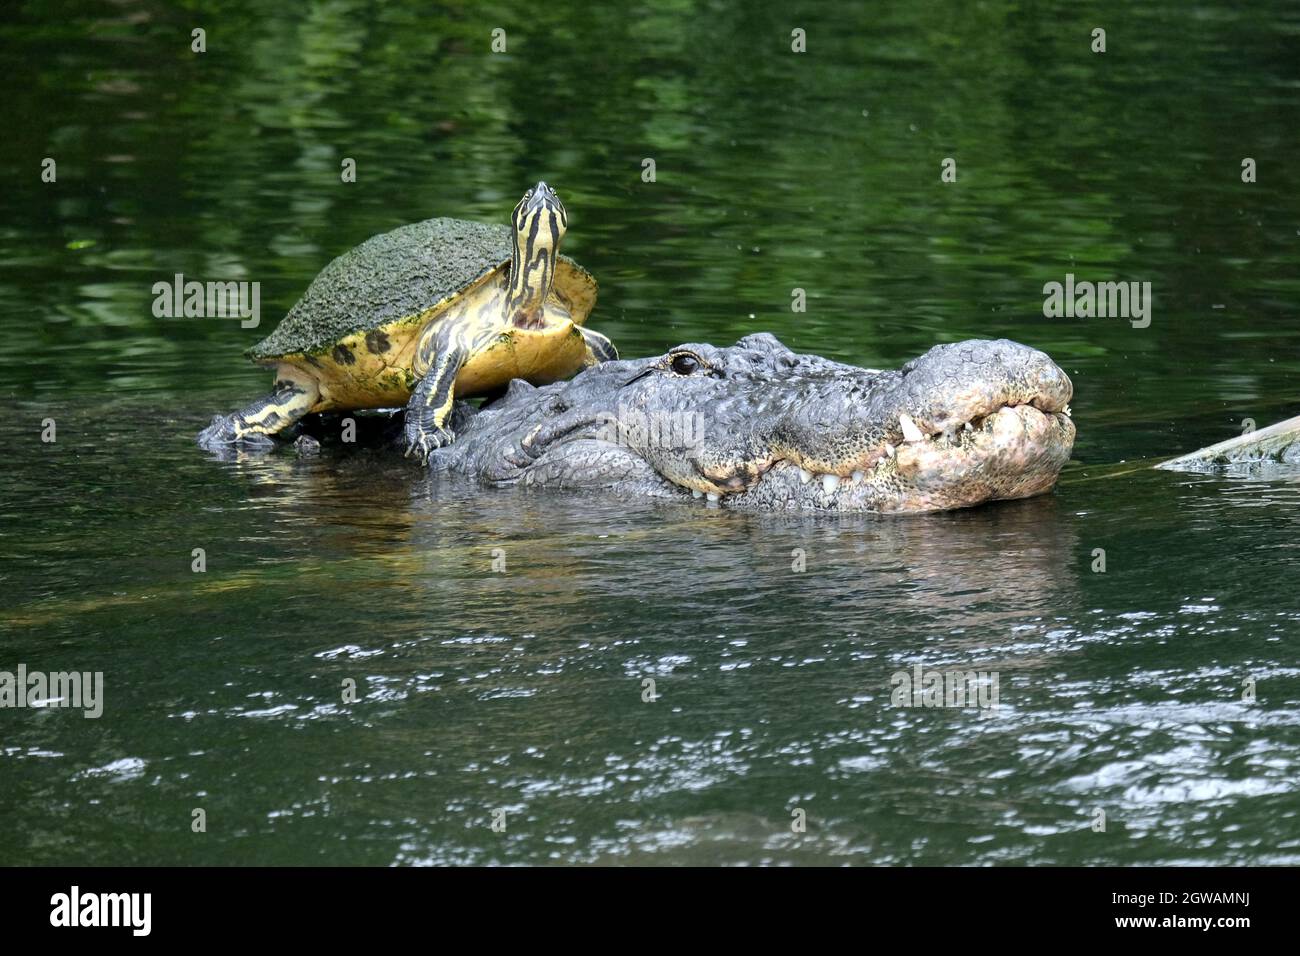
[247,217,595,362]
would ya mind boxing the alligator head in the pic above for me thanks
[432,333,1075,514]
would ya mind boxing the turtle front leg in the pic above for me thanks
[198,364,320,449]
[579,327,618,365]
[405,322,508,461]
[403,343,466,461]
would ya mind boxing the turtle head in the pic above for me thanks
[506,182,567,329]
[515,181,566,226]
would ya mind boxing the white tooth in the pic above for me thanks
[821,474,840,493]
[798,468,813,484]
[885,443,896,458]
[899,413,925,443]
[851,470,864,483]
[692,489,703,499]
[706,492,719,502]
[1063,404,1072,416]
[963,421,973,432]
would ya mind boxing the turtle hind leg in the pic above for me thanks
[579,327,618,364]
[197,366,320,449]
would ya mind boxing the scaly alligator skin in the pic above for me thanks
[1157,413,1300,470]
[429,333,1076,514]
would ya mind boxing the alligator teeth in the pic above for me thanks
[821,474,841,493]
[1063,404,1072,417]
[851,470,864,483]
[691,489,703,499]
[964,421,973,432]
[885,443,896,458]
[706,492,719,502]
[899,413,925,443]
[798,467,813,484]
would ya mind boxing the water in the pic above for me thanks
[1,0,1298,865]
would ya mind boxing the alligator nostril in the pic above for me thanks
[1031,363,1072,407]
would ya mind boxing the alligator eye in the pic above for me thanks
[670,353,701,375]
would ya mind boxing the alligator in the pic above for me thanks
[425,333,1077,514]
[1156,413,1300,470]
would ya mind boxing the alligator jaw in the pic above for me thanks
[694,402,1075,514]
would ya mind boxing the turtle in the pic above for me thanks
[197,182,617,460]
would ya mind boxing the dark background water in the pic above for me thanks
[1,0,1297,864]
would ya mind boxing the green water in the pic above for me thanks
[2,0,1298,865]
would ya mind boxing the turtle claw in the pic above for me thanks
[292,435,321,456]
[197,414,236,447]
[403,421,455,462]
[197,414,275,450]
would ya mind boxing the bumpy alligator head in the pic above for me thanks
[432,334,1075,513]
